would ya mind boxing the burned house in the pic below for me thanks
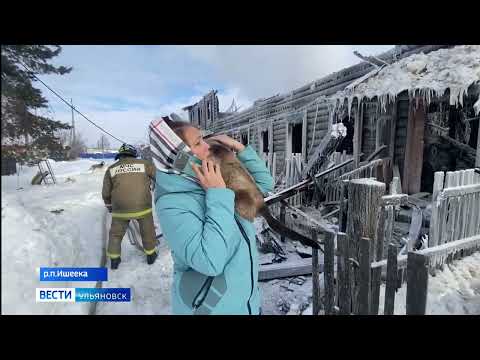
[328,45,480,195]
[182,90,220,132]
[180,46,480,314]
[183,45,480,196]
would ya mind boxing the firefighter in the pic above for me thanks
[102,143,157,269]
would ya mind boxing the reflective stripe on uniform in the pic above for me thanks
[106,251,121,259]
[144,247,156,255]
[111,208,152,219]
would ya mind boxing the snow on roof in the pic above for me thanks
[332,45,480,115]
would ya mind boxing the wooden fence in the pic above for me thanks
[322,151,354,202]
[429,169,480,248]
[323,157,389,203]
[261,152,277,182]
[309,177,480,315]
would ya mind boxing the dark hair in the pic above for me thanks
[165,118,198,144]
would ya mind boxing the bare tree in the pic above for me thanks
[69,132,87,159]
[56,129,71,147]
[97,134,111,151]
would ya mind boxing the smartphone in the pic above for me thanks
[173,150,202,178]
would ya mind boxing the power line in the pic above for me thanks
[14,56,127,145]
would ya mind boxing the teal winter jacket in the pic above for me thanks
[154,145,274,315]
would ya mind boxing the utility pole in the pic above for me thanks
[70,98,76,145]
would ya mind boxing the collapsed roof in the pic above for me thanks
[330,45,480,116]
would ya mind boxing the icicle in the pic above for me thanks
[347,96,353,119]
[423,89,428,112]
[428,88,436,107]
[460,85,467,108]
[450,86,458,106]
[473,95,480,115]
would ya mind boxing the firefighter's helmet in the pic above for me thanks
[116,143,138,160]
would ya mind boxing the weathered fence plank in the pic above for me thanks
[384,244,398,315]
[381,194,408,207]
[371,235,480,270]
[312,229,320,316]
[371,204,386,314]
[429,171,445,247]
[406,252,429,315]
[358,237,373,315]
[346,178,385,314]
[407,207,423,251]
[259,258,324,281]
[338,182,346,232]
[437,192,448,245]
[324,231,335,315]
[442,183,480,197]
[384,205,395,256]
[337,233,351,315]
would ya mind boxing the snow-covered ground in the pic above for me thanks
[94,210,172,315]
[377,252,480,315]
[1,158,173,315]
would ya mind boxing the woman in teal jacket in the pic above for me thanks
[150,117,274,315]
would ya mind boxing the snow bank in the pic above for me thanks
[1,159,111,314]
[2,158,174,315]
[1,158,113,192]
[378,252,480,315]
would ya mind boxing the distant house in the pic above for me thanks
[1,146,22,175]
[182,90,220,130]
[1,137,28,175]
[79,148,118,160]
[183,45,480,195]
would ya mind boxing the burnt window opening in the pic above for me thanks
[448,106,463,140]
[241,132,248,145]
[447,105,477,146]
[469,118,479,149]
[292,123,302,154]
[262,131,269,153]
[336,117,354,155]
[207,102,211,120]
[421,99,479,193]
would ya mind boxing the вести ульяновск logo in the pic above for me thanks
[36,288,131,302]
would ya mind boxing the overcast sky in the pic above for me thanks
[39,45,393,148]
